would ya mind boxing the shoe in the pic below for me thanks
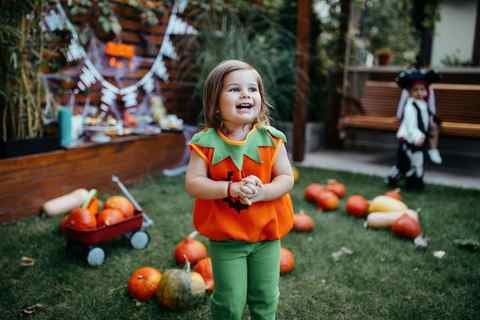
[406,175,425,192]
[428,149,442,164]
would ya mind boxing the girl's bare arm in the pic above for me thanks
[249,143,293,203]
[185,151,255,200]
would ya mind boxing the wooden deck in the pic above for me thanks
[0,132,185,223]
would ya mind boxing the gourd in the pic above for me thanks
[325,179,346,199]
[174,231,208,266]
[345,195,369,217]
[128,267,162,301]
[193,257,214,292]
[104,195,135,218]
[315,190,339,211]
[43,188,88,217]
[293,210,315,232]
[280,247,295,274]
[156,261,206,310]
[87,197,101,216]
[391,214,422,238]
[368,195,408,213]
[367,209,418,229]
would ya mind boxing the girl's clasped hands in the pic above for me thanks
[229,175,264,206]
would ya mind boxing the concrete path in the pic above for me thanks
[299,148,480,190]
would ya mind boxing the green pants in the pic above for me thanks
[209,239,280,320]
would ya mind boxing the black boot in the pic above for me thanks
[406,175,424,192]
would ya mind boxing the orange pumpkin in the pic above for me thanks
[345,195,369,217]
[66,208,97,230]
[174,231,208,266]
[391,214,422,239]
[193,257,214,292]
[293,210,315,232]
[128,267,162,301]
[315,190,339,211]
[97,208,125,227]
[304,183,324,203]
[385,188,402,201]
[280,247,295,274]
[104,196,134,219]
[325,179,346,199]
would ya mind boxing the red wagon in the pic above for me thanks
[64,209,150,266]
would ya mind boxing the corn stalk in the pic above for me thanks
[1,1,45,141]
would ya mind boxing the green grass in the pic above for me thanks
[1,167,479,319]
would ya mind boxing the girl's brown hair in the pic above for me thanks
[202,59,272,129]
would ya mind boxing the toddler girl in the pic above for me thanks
[185,60,294,320]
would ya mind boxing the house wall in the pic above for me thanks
[431,0,478,66]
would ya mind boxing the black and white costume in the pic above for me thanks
[387,68,440,191]
[388,98,430,190]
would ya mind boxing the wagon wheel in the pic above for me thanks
[129,230,150,249]
[86,246,106,266]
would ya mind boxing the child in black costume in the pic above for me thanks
[387,68,440,191]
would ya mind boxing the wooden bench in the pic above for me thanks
[341,81,480,138]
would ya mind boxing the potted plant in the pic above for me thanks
[375,47,393,66]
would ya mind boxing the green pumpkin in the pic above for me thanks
[156,262,206,310]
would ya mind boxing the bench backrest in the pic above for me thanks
[360,81,480,124]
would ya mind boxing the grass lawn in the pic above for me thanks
[1,167,479,319]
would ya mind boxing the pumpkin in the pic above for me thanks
[174,231,208,266]
[391,214,422,239]
[384,188,402,201]
[368,195,408,213]
[104,196,134,218]
[156,262,206,310]
[65,208,97,231]
[293,210,315,232]
[128,267,162,301]
[304,183,324,203]
[315,190,339,212]
[345,195,369,217]
[97,208,125,227]
[193,257,214,292]
[280,247,295,274]
[367,209,418,229]
[325,179,346,198]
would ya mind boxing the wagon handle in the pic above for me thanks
[112,175,154,228]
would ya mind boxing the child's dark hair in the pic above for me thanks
[202,59,272,129]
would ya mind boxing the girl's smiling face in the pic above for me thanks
[219,69,262,128]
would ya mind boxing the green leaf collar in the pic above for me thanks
[190,126,286,170]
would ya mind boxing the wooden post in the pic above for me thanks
[472,0,480,66]
[292,0,311,162]
[325,0,351,148]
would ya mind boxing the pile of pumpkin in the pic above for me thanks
[127,230,296,309]
[302,179,422,239]
[126,231,210,309]
[59,189,136,231]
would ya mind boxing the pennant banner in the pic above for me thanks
[45,0,197,115]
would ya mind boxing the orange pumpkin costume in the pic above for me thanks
[189,125,294,243]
